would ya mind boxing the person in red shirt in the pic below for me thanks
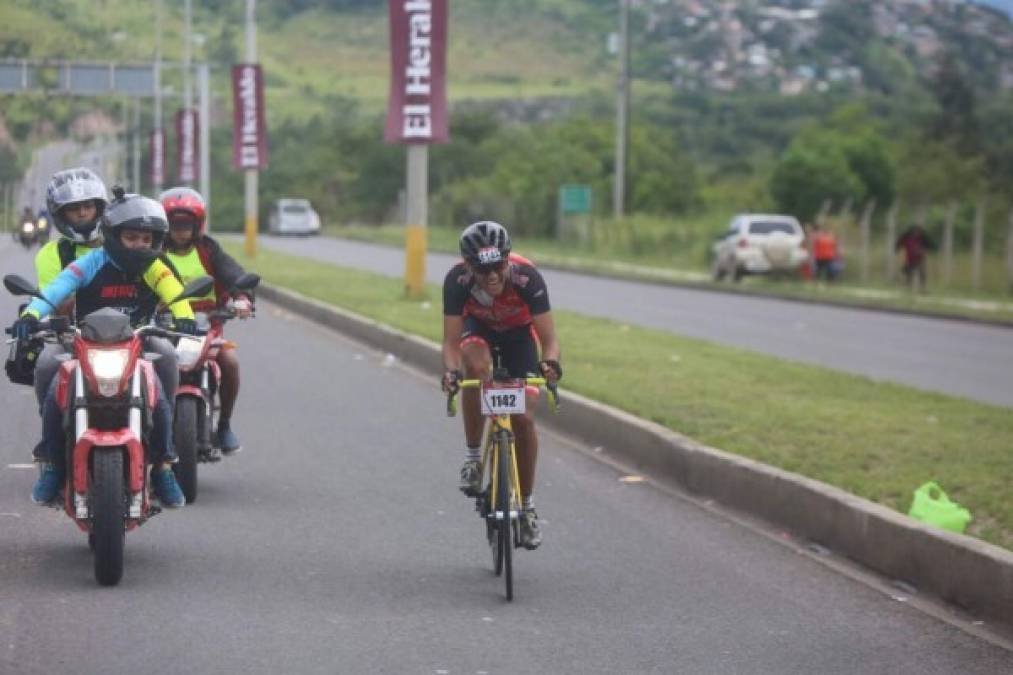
[441,221,562,550]
[811,223,840,283]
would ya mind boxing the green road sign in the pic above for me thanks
[559,184,592,215]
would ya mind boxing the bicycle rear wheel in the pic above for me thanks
[495,428,514,601]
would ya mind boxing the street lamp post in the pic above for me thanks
[613,0,630,220]
[244,0,258,257]
[153,0,163,193]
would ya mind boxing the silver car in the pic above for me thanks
[712,213,808,282]
[268,198,321,236]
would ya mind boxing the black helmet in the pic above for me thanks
[459,220,512,268]
[100,186,169,276]
[45,167,108,243]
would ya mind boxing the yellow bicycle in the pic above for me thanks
[447,370,559,601]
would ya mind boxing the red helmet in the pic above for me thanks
[159,186,207,236]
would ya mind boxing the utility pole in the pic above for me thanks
[132,98,141,191]
[153,0,163,193]
[613,0,630,220]
[244,0,259,257]
[183,0,192,116]
[198,62,211,229]
[181,0,195,188]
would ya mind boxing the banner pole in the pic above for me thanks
[243,0,258,258]
[405,144,428,298]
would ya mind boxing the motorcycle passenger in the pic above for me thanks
[440,220,562,550]
[10,190,195,508]
[30,168,108,410]
[160,186,254,455]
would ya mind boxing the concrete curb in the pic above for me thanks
[260,283,1013,630]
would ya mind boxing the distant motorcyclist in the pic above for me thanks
[160,186,254,455]
[35,208,51,243]
[18,206,36,248]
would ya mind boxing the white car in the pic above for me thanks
[268,198,321,236]
[711,213,808,282]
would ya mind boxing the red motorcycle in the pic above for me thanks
[170,273,259,503]
[4,273,213,586]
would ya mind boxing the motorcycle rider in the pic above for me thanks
[160,186,253,454]
[30,169,108,409]
[9,189,196,508]
[440,220,562,550]
[35,208,51,243]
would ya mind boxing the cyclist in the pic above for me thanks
[9,190,196,508]
[160,186,254,454]
[441,220,562,550]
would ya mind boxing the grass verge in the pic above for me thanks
[227,242,1013,550]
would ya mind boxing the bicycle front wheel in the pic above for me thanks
[495,428,514,601]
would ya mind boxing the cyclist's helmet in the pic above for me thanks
[160,186,207,239]
[45,167,108,243]
[101,186,169,276]
[459,220,511,270]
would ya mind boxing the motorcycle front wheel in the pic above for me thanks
[91,448,126,586]
[173,396,200,503]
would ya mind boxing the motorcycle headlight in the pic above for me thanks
[86,348,131,397]
[175,336,204,371]
[22,223,34,233]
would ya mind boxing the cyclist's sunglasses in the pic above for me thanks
[473,260,507,276]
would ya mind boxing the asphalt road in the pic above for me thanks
[243,234,1013,408]
[16,139,123,214]
[1,238,1010,674]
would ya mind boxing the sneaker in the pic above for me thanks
[518,508,542,550]
[459,458,482,497]
[217,421,242,456]
[31,463,64,505]
[151,468,185,508]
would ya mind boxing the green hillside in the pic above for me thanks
[4,1,1013,299]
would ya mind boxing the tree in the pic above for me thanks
[769,105,895,219]
[770,138,862,221]
[928,51,981,156]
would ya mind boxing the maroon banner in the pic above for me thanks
[149,128,165,188]
[231,64,268,169]
[175,108,199,183]
[384,0,448,144]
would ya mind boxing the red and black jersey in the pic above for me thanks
[442,253,551,332]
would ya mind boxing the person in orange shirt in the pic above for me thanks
[811,223,840,283]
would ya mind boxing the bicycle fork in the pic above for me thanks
[485,418,521,523]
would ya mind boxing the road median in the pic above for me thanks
[260,281,1013,632]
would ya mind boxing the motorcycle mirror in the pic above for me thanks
[3,274,37,297]
[232,273,260,292]
[3,275,59,311]
[169,275,215,305]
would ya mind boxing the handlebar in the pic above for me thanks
[5,322,195,345]
[446,376,560,417]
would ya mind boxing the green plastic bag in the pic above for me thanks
[907,481,972,534]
